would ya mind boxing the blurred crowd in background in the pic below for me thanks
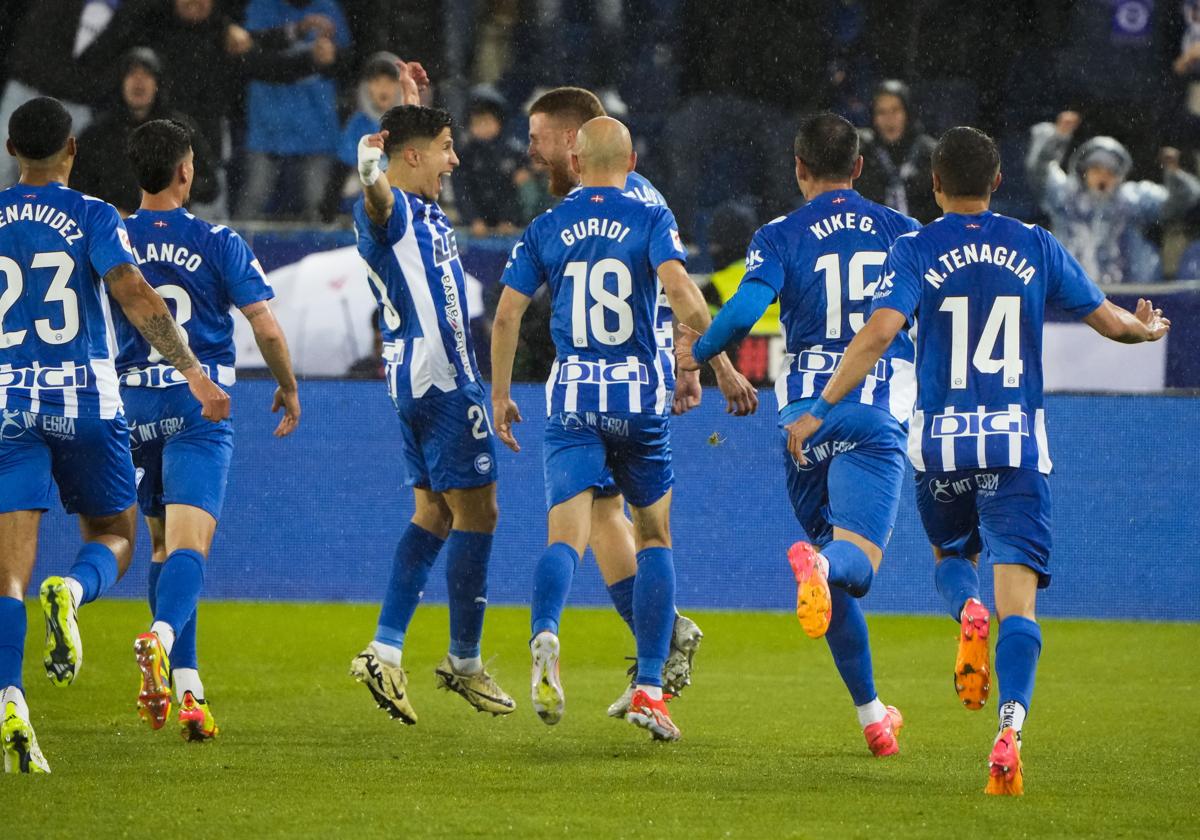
[4,0,1200,290]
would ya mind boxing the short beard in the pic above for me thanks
[547,160,578,197]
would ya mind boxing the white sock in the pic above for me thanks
[998,701,1027,736]
[1,685,29,720]
[369,640,402,667]
[150,621,175,655]
[856,697,889,728]
[174,668,205,703]
[636,684,663,701]
[448,654,482,674]
[64,576,84,608]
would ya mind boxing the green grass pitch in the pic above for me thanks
[4,600,1196,838]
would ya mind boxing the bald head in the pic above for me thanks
[572,116,635,185]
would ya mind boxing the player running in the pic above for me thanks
[526,87,754,715]
[0,97,228,773]
[348,91,515,723]
[108,119,300,739]
[491,117,750,740]
[676,113,916,757]
[786,126,1170,794]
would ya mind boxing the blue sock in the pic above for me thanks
[822,541,874,597]
[995,616,1042,713]
[153,548,205,634]
[446,529,493,659]
[606,575,636,636]
[531,542,578,637]
[67,542,119,605]
[0,597,25,692]
[148,561,163,614]
[934,556,981,621]
[633,547,675,687]
[825,588,877,705]
[375,523,444,650]
[148,560,198,668]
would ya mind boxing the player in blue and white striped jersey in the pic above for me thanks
[491,117,755,741]
[348,81,516,725]
[677,113,918,758]
[525,87,739,717]
[110,119,301,739]
[787,127,1169,794]
[0,97,227,774]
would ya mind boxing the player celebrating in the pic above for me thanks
[527,87,751,715]
[786,127,1170,793]
[491,117,750,740]
[110,119,300,738]
[676,113,917,757]
[0,97,227,773]
[348,99,515,724]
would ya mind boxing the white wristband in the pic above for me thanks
[357,136,384,186]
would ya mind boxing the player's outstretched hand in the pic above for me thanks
[674,323,703,372]
[715,366,758,416]
[672,367,702,415]
[785,414,822,466]
[1135,298,1171,341]
[493,397,522,453]
[190,374,231,423]
[271,386,301,437]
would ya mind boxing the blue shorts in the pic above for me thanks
[123,386,235,521]
[914,467,1053,587]
[544,411,673,510]
[393,381,497,493]
[780,401,906,550]
[0,409,136,516]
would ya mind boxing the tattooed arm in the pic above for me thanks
[104,263,231,422]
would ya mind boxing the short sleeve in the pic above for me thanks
[86,200,136,280]
[1042,228,1105,318]
[740,224,786,296]
[648,206,688,268]
[221,229,275,308]
[499,227,544,297]
[352,189,408,246]
[869,234,922,320]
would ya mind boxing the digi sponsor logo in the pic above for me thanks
[557,359,650,386]
[929,409,1029,438]
[474,453,493,475]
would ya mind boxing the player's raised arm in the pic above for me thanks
[489,286,532,452]
[658,259,758,416]
[358,130,394,227]
[104,262,230,422]
[240,301,301,436]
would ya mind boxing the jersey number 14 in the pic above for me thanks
[939,295,1024,389]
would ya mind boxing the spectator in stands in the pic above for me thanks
[70,48,219,215]
[450,87,524,237]
[238,0,350,220]
[701,201,781,386]
[855,80,940,224]
[0,1,129,186]
[1027,110,1200,284]
[339,52,402,170]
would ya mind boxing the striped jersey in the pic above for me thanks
[501,186,688,415]
[353,188,481,401]
[741,189,920,421]
[870,211,1106,474]
[0,182,135,419]
[623,171,679,393]
[112,208,273,389]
